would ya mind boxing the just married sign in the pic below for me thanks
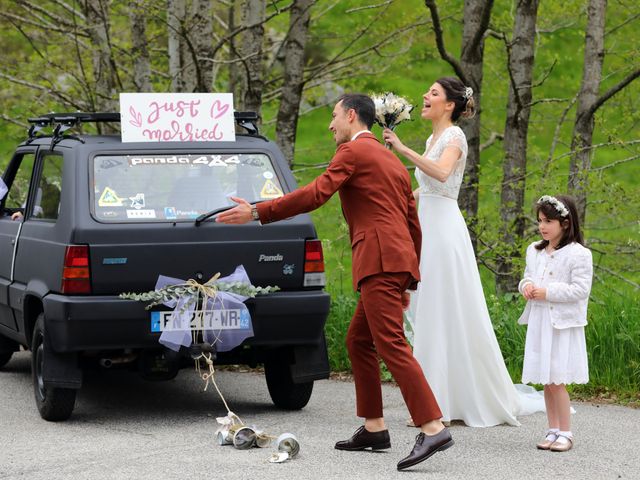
[119,93,235,143]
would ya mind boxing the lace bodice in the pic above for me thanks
[415,126,467,200]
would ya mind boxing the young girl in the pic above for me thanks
[518,194,593,452]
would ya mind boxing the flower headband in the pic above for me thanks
[537,195,569,217]
[463,87,473,100]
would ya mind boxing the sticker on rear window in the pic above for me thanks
[129,193,146,209]
[128,155,242,167]
[98,187,123,207]
[126,209,156,219]
[164,207,177,219]
[260,179,283,199]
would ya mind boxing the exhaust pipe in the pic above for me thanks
[99,353,138,369]
[99,358,113,368]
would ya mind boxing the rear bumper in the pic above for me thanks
[42,290,331,353]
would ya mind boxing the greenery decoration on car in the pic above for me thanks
[119,273,280,309]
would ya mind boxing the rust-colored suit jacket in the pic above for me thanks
[257,132,421,291]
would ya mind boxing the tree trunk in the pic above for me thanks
[275,0,313,166]
[568,0,607,223]
[82,0,119,116]
[496,0,540,293]
[191,0,214,92]
[129,0,151,92]
[239,0,266,120]
[168,0,186,92]
[458,0,493,251]
[228,1,246,109]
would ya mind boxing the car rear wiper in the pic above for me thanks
[194,201,262,226]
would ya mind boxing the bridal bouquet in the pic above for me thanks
[371,92,414,131]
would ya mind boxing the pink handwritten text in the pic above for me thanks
[142,121,224,142]
[147,100,201,124]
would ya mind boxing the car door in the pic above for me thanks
[0,149,37,332]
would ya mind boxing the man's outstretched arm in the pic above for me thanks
[216,144,356,225]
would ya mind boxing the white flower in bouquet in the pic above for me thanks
[371,92,414,131]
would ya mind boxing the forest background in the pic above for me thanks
[0,0,638,402]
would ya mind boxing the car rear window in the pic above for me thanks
[91,153,284,222]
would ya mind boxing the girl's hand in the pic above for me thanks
[382,128,403,150]
[531,287,547,300]
[522,283,535,300]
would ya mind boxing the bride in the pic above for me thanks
[383,76,542,427]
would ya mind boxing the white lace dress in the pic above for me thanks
[406,126,543,427]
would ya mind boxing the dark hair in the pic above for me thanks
[337,93,375,129]
[535,194,584,250]
[435,76,475,122]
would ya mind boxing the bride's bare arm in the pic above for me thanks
[383,128,462,183]
[413,187,420,202]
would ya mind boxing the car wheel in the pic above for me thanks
[264,359,313,410]
[32,314,76,421]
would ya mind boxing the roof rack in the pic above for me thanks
[26,112,121,148]
[25,110,263,147]
[234,111,260,136]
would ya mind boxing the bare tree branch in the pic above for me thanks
[0,72,83,109]
[543,93,578,177]
[0,114,29,128]
[466,0,494,56]
[588,67,640,118]
[526,97,569,108]
[532,58,557,88]
[605,12,640,36]
[595,264,640,290]
[423,0,466,83]
[589,153,640,172]
[0,11,89,39]
[15,0,84,30]
[346,1,393,13]
[479,131,504,152]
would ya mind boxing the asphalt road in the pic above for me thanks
[1,350,638,479]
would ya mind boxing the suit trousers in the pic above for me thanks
[347,271,442,426]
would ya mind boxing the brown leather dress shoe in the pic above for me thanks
[397,428,454,471]
[334,426,391,451]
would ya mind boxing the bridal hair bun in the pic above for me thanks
[436,76,476,121]
[460,92,476,120]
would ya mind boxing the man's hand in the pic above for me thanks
[11,211,23,221]
[215,196,253,224]
[530,287,547,300]
[401,291,410,311]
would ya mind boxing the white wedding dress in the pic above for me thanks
[406,126,544,427]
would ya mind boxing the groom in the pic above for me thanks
[216,94,452,470]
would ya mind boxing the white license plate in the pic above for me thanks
[150,309,248,332]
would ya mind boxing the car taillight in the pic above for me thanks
[304,239,325,287]
[61,245,91,294]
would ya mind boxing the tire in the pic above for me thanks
[264,359,313,410]
[32,314,76,421]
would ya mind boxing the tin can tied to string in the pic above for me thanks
[268,433,300,463]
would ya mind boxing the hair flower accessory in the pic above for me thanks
[537,195,569,217]
[464,87,473,100]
